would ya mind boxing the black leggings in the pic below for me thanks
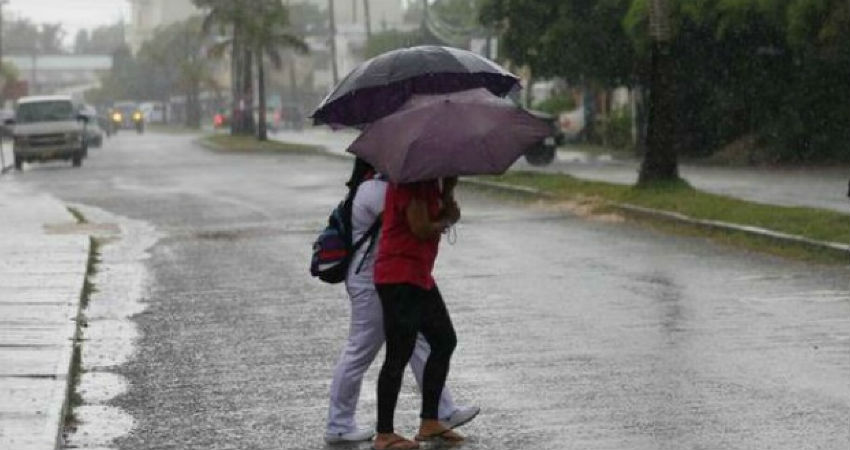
[375,283,457,433]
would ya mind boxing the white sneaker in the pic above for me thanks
[324,427,375,444]
[441,406,480,429]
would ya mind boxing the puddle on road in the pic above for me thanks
[61,203,160,450]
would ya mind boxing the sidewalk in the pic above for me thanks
[0,182,91,450]
[271,128,850,213]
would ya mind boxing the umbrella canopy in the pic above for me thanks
[347,89,552,183]
[311,46,520,128]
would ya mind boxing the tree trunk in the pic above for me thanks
[638,41,679,183]
[231,24,241,135]
[257,52,267,141]
[288,52,298,103]
[328,0,339,84]
[187,80,201,129]
[241,48,256,135]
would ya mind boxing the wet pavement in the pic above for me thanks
[5,131,849,450]
[0,183,90,450]
[272,128,850,213]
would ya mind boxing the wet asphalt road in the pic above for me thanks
[6,132,850,450]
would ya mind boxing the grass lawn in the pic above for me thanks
[485,171,849,263]
[202,134,325,155]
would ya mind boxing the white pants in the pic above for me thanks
[326,283,457,434]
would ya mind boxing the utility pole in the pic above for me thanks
[0,0,7,172]
[0,0,7,101]
[328,0,339,84]
[362,0,371,37]
[0,0,5,57]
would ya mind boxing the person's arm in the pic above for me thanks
[406,195,447,240]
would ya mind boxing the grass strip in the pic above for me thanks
[81,238,101,309]
[63,213,102,434]
[487,171,848,245]
[146,124,205,135]
[202,134,324,155]
[67,207,87,224]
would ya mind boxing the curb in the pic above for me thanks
[58,235,95,450]
[194,136,351,161]
[460,178,850,258]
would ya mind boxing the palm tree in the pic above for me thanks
[196,0,255,135]
[243,0,308,141]
[638,0,679,184]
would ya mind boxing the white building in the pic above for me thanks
[127,0,200,52]
[303,0,409,94]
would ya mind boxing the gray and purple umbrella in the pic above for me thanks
[311,46,520,129]
[347,88,552,183]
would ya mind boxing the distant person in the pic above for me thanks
[372,176,465,450]
[325,160,478,445]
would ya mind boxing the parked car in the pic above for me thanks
[524,110,565,166]
[7,95,89,170]
[80,105,105,148]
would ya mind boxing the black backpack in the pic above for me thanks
[309,181,382,284]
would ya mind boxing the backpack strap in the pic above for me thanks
[354,215,382,275]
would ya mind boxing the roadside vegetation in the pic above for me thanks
[481,0,850,168]
[485,171,848,263]
[62,210,103,435]
[202,134,323,155]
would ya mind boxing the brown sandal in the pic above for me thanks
[372,437,420,450]
[414,428,464,443]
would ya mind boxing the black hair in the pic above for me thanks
[346,157,375,190]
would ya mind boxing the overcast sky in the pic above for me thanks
[5,0,130,45]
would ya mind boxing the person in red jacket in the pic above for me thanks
[371,177,462,450]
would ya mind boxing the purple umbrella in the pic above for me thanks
[347,89,552,183]
[311,46,520,129]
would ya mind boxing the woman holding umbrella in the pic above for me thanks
[325,160,479,445]
[372,176,463,449]
[312,45,547,449]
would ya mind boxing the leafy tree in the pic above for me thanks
[3,19,64,54]
[86,19,216,129]
[74,23,126,54]
[431,0,487,30]
[195,0,255,135]
[138,17,215,128]
[481,0,635,86]
[363,28,429,58]
[241,0,308,140]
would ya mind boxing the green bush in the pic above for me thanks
[533,93,576,115]
[604,109,633,149]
